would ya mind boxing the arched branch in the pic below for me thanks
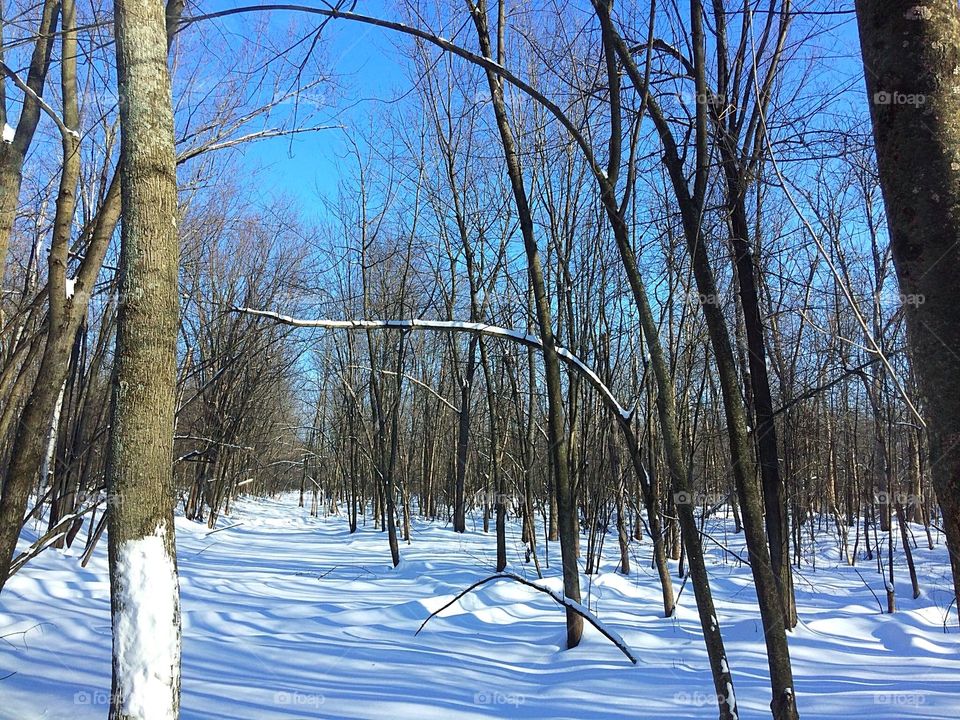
[415,571,638,664]
[232,306,634,421]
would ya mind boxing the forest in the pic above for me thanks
[1,1,960,719]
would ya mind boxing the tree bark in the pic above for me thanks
[855,0,960,620]
[452,337,477,533]
[107,0,182,715]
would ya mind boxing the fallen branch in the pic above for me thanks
[853,567,884,614]
[415,571,638,664]
[8,515,80,577]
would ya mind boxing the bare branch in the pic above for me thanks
[232,306,634,421]
[415,571,638,665]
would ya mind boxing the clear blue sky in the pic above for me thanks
[203,0,409,219]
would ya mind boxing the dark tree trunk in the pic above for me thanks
[469,0,582,648]
[855,0,960,620]
[452,337,478,533]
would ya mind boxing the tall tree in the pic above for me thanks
[855,0,960,620]
[467,0,583,648]
[106,0,182,716]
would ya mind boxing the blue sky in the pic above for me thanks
[208,0,410,218]
[199,0,867,226]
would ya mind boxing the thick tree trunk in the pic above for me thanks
[855,0,960,620]
[107,0,182,715]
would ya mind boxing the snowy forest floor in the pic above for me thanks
[2,495,960,719]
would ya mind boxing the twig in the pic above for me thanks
[205,522,244,536]
[853,567,884,613]
[0,622,51,649]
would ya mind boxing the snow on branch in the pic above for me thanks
[232,307,634,421]
[0,60,80,143]
[416,571,638,664]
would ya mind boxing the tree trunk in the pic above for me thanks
[726,193,797,629]
[452,337,477,533]
[106,0,182,715]
[469,0,582,648]
[855,0,960,620]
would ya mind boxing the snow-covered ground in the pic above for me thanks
[2,496,959,719]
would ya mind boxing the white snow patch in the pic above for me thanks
[725,681,737,718]
[65,276,75,299]
[2,123,14,143]
[113,524,180,720]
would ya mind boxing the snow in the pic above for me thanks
[64,276,75,299]
[725,682,737,719]
[2,123,14,143]
[111,524,180,720]
[2,495,960,719]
